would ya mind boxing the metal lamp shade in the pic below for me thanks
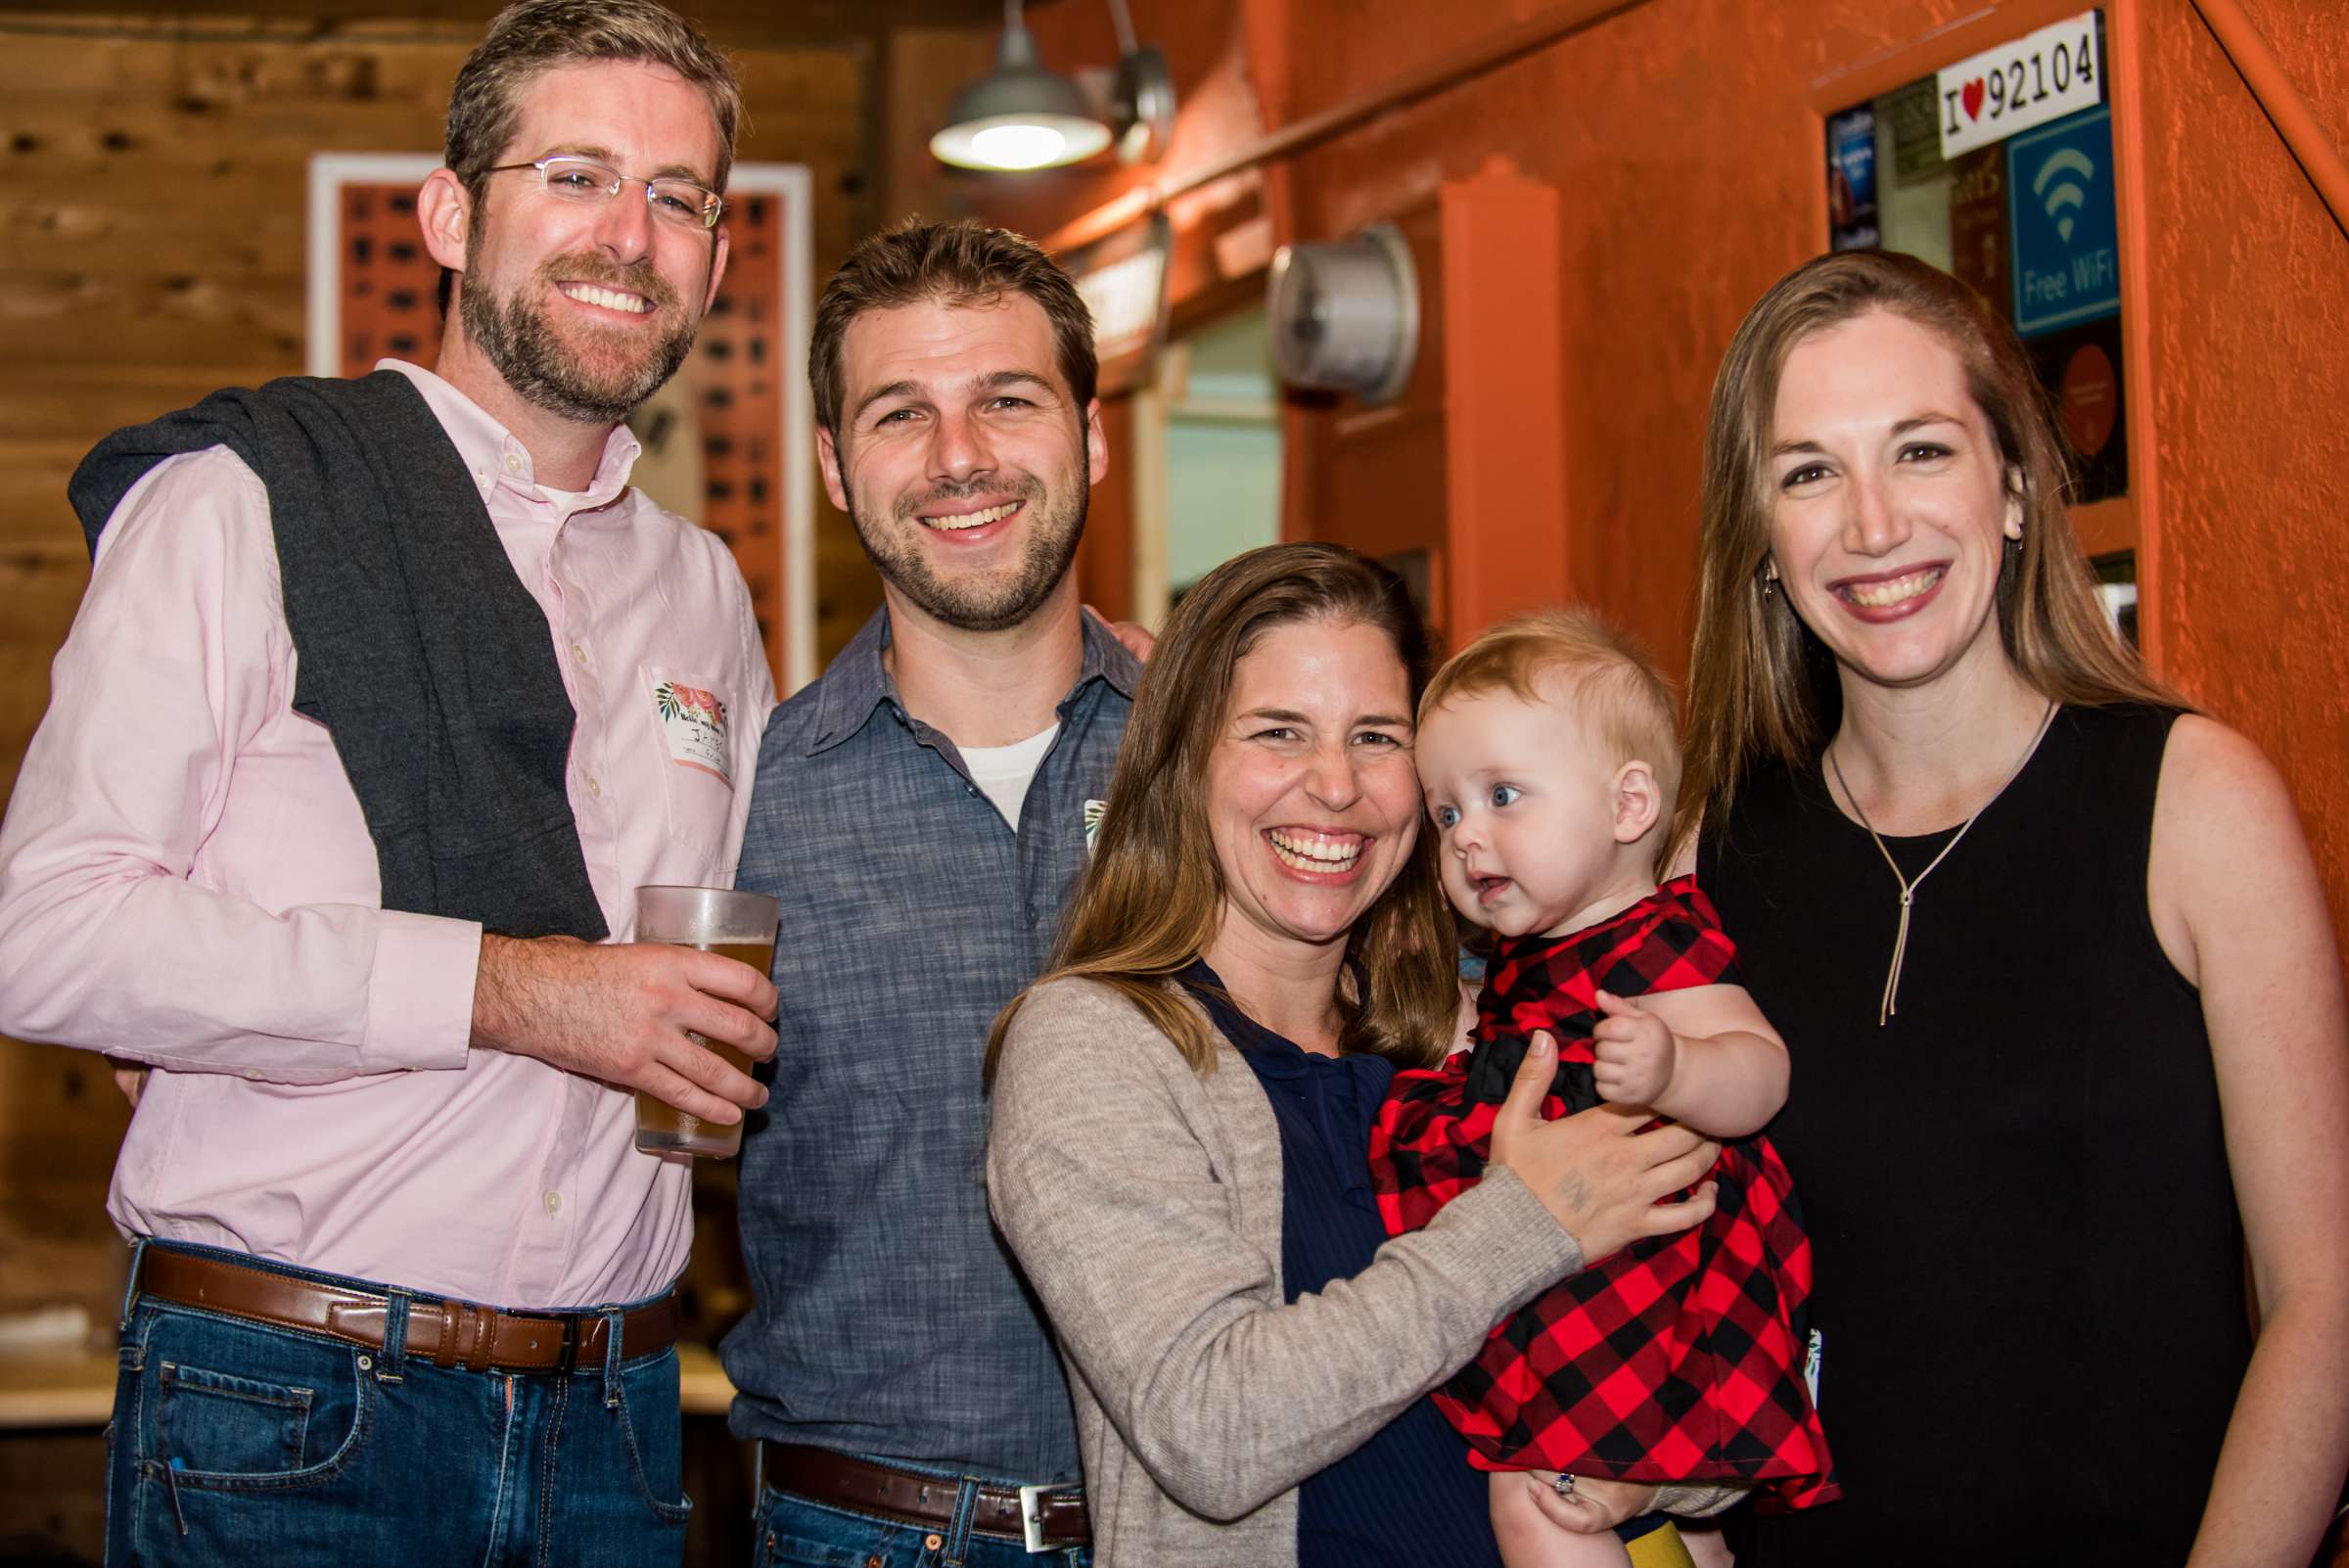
[930,24,1111,171]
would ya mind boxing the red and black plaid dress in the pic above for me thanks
[1369,878,1837,1509]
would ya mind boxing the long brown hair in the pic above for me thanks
[987,543,1459,1079]
[1676,250,2172,860]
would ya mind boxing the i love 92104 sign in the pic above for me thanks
[1938,12,2104,161]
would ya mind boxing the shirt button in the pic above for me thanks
[571,643,588,665]
[504,452,524,474]
[543,1191,562,1215]
[584,774,602,798]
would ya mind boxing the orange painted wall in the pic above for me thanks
[2133,0,2349,927]
[1005,0,2349,948]
[1262,0,2042,683]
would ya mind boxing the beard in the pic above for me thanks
[461,246,697,425]
[849,465,1088,634]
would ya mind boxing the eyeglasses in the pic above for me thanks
[485,155,724,231]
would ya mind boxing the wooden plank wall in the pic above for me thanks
[0,10,872,1329]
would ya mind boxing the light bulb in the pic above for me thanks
[970,123,1070,170]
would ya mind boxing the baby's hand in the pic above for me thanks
[1520,1471,1661,1535]
[1590,990,1676,1107]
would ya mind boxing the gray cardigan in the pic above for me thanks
[986,977,1584,1567]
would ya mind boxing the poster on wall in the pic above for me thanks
[2031,313,2127,504]
[305,154,816,693]
[2005,106,2120,338]
[1947,144,2010,316]
[1826,104,1880,252]
[2004,103,2124,504]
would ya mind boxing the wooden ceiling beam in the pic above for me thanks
[0,1,1038,51]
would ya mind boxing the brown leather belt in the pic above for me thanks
[136,1247,679,1373]
[760,1442,1089,1552]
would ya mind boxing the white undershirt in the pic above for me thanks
[960,723,1060,829]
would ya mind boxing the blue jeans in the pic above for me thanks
[105,1240,690,1567]
[754,1457,1090,1568]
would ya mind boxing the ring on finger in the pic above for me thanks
[1552,1472,1577,1499]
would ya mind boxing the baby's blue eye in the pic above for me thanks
[1489,784,1521,808]
[1433,805,1459,830]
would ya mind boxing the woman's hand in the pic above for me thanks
[1488,1030,1720,1264]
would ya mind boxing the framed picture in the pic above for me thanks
[306,154,815,692]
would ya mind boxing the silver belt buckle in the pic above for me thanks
[1018,1482,1081,1553]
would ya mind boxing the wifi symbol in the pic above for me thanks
[2033,148,2097,243]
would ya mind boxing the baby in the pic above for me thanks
[1368,610,1835,1567]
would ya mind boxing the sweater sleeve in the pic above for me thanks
[0,450,479,1080]
[988,979,1584,1522]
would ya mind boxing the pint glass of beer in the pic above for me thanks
[632,885,779,1159]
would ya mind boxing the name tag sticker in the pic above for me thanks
[654,678,732,784]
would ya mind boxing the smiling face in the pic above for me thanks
[1766,308,2023,693]
[1417,681,1657,940]
[1201,618,1423,970]
[452,60,728,424]
[819,294,1106,634]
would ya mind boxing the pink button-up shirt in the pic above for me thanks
[0,362,773,1309]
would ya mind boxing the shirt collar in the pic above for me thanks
[376,359,641,512]
[1076,606,1144,702]
[805,604,1141,758]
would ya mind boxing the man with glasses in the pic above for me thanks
[0,3,771,1561]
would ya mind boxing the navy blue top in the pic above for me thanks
[1176,961,1501,1568]
[725,609,1139,1479]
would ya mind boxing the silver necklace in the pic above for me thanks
[1826,700,2057,1027]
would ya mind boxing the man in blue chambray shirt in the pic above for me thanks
[726,219,1136,1565]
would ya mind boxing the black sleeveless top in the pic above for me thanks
[1698,705,2248,1565]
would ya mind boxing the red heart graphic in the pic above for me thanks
[1961,77,1986,121]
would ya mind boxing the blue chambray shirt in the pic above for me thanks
[722,606,1139,1480]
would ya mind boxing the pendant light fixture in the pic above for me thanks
[930,0,1178,173]
[930,0,1112,172]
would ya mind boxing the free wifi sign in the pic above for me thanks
[2008,107,2121,339]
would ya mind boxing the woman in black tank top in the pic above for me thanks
[1672,252,2349,1565]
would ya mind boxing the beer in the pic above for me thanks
[631,940,774,1159]
[630,885,780,1160]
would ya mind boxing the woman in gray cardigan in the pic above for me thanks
[987,546,1725,1567]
